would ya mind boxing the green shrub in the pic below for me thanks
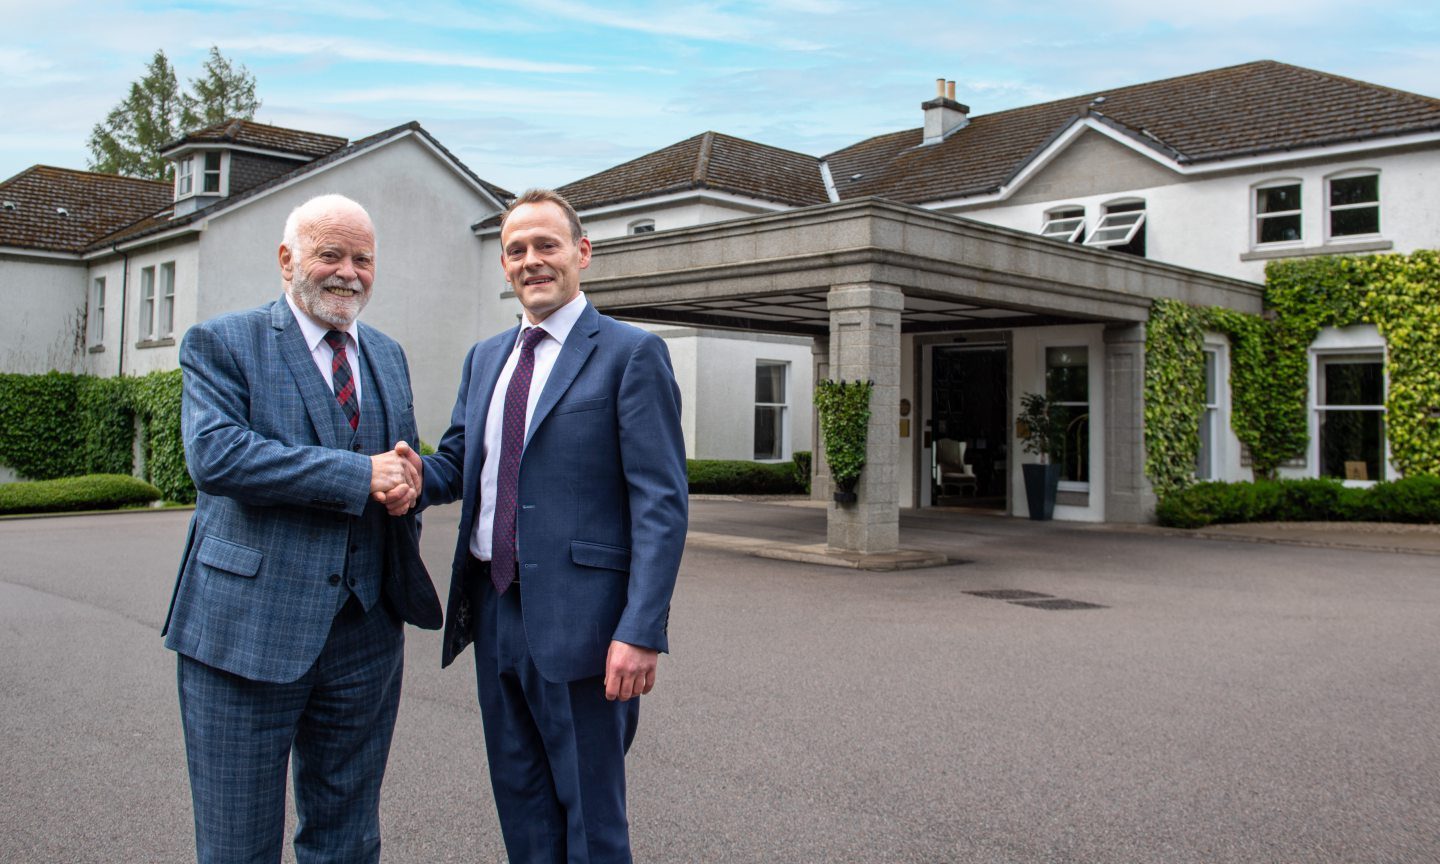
[0,474,162,516]
[1156,477,1440,528]
[791,450,812,493]
[687,459,805,494]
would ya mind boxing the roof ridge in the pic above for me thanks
[693,131,716,184]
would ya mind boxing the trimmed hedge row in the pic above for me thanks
[0,474,163,516]
[1156,477,1440,528]
[687,458,807,495]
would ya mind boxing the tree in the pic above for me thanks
[182,46,261,130]
[86,47,260,181]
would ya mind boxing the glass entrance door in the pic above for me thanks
[926,344,1008,509]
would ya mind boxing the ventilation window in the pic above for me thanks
[1085,200,1146,257]
[1040,207,1085,243]
[628,219,656,235]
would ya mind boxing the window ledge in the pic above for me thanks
[135,337,176,349]
[1055,489,1089,507]
[87,344,106,354]
[1240,239,1393,262]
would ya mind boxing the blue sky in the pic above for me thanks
[3,1,1438,192]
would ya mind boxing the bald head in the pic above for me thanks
[279,194,377,329]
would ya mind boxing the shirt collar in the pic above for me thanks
[285,292,360,353]
[518,291,586,348]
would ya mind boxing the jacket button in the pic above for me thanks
[329,574,341,585]
[346,575,357,588]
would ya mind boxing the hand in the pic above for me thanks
[370,444,421,515]
[604,640,658,702]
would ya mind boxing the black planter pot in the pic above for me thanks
[1021,463,1062,520]
[832,476,859,505]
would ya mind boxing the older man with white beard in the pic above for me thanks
[163,193,436,864]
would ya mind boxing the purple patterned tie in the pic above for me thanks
[323,330,359,431]
[490,326,548,594]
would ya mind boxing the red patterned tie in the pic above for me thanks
[323,330,359,431]
[490,326,548,594]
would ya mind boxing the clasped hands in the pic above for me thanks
[369,440,424,516]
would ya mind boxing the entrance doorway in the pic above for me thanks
[926,343,1008,510]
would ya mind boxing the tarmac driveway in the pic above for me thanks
[1,500,1436,863]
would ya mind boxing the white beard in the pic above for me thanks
[290,270,369,328]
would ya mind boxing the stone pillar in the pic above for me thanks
[1104,323,1156,523]
[810,336,830,501]
[826,284,903,553]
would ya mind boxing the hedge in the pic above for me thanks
[1156,477,1440,528]
[0,474,162,516]
[688,459,807,494]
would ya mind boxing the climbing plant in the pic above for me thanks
[814,379,873,495]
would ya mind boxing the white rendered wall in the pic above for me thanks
[684,330,813,461]
[0,256,87,373]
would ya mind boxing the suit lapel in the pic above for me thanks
[359,323,399,446]
[272,298,340,450]
[526,303,599,447]
[463,329,516,503]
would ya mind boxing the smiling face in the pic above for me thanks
[500,201,591,325]
[280,207,376,328]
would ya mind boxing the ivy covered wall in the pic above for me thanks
[1145,250,1440,497]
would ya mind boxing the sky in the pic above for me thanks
[3,1,1439,193]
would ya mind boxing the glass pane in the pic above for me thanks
[1045,347,1088,403]
[1257,184,1300,213]
[204,152,221,171]
[203,173,221,193]
[1050,208,1083,220]
[1042,217,1082,236]
[1107,200,1144,213]
[1321,360,1382,406]
[1319,410,1383,481]
[1330,175,1378,206]
[755,363,785,404]
[1258,214,1301,243]
[1331,205,1379,237]
[1103,211,1143,227]
[1051,405,1090,483]
[1203,350,1217,404]
[753,407,781,460]
[1196,408,1215,479]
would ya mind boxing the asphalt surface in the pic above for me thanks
[2,500,1437,863]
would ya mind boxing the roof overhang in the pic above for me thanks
[160,141,315,162]
[0,245,84,261]
[472,188,791,236]
[581,197,1262,336]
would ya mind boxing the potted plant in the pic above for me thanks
[814,379,873,504]
[1015,392,1064,520]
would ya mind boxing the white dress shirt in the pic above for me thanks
[471,292,588,560]
[284,292,362,407]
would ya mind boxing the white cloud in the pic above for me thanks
[217,35,593,74]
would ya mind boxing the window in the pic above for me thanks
[754,361,788,460]
[1255,181,1302,244]
[1315,353,1385,481]
[90,277,106,344]
[139,266,156,339]
[159,261,176,337]
[1197,348,1220,479]
[1328,172,1379,238]
[201,152,222,194]
[1045,347,1089,485]
[628,219,656,235]
[1085,200,1146,256]
[176,158,194,197]
[1040,207,1085,243]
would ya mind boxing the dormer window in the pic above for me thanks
[176,157,194,197]
[1040,207,1085,243]
[628,218,656,235]
[202,152,222,194]
[1085,199,1146,257]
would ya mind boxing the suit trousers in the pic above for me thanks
[469,557,640,864]
[177,596,404,864]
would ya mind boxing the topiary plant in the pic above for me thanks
[814,379,873,502]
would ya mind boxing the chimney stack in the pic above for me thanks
[922,78,969,145]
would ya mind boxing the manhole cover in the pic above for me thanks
[1010,598,1108,610]
[964,589,1054,601]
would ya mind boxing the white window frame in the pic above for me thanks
[628,218,656,235]
[159,261,176,338]
[1253,179,1303,247]
[1044,345,1091,492]
[1196,337,1230,481]
[1325,169,1380,242]
[175,157,194,198]
[754,360,789,461]
[201,151,223,194]
[90,276,106,345]
[139,266,156,340]
[1308,326,1389,486]
[1084,200,1146,248]
[1040,206,1085,243]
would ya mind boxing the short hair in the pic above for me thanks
[499,188,585,243]
[281,194,375,254]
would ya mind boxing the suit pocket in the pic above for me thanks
[552,396,608,416]
[570,540,630,572]
[196,536,263,578]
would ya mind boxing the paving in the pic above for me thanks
[2,500,1437,863]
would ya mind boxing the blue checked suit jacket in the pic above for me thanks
[163,297,420,684]
[421,301,688,682]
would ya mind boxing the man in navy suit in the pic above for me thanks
[164,194,427,863]
[419,189,688,862]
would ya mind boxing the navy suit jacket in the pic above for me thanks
[163,297,423,683]
[422,301,688,682]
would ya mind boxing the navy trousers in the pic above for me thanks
[177,597,404,864]
[471,562,640,864]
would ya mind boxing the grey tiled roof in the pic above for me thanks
[164,119,347,159]
[0,166,171,252]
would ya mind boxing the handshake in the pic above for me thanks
[369,440,424,516]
